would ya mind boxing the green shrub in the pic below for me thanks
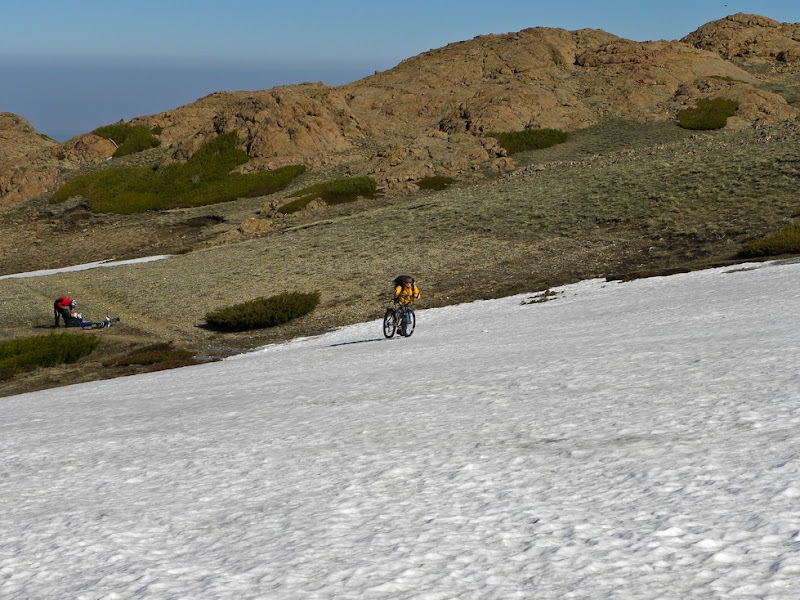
[417,175,456,191]
[0,333,99,381]
[677,98,739,130]
[206,292,320,332]
[103,342,199,371]
[278,176,378,214]
[93,122,161,157]
[738,222,800,258]
[51,132,306,213]
[486,128,568,154]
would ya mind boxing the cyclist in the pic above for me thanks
[383,276,422,338]
[393,275,421,306]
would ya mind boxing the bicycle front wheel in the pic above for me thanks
[399,309,416,337]
[383,308,397,338]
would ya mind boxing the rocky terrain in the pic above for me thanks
[1,13,800,396]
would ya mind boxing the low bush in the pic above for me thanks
[51,132,306,213]
[93,122,161,157]
[738,222,800,258]
[486,128,568,154]
[278,176,378,214]
[206,292,320,332]
[677,98,739,130]
[103,342,199,372]
[0,333,99,381]
[417,175,456,191]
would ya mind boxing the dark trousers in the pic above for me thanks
[54,304,73,327]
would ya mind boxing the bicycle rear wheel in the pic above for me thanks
[383,308,397,338]
[399,309,416,337]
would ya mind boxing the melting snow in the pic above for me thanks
[0,255,170,280]
[1,260,799,598]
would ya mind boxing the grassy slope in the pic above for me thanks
[1,119,799,396]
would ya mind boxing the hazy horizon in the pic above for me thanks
[1,56,396,141]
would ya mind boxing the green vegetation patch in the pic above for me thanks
[206,292,321,332]
[417,175,456,191]
[0,333,99,381]
[677,98,739,130]
[93,122,161,157]
[738,222,800,258]
[51,132,306,214]
[103,342,199,372]
[486,128,568,155]
[278,176,378,214]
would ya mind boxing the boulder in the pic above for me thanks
[238,217,274,235]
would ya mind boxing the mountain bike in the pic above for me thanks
[383,305,415,338]
[76,315,121,330]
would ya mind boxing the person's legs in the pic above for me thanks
[61,308,75,326]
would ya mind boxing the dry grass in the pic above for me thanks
[2,118,799,396]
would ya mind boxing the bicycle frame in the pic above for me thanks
[383,305,415,338]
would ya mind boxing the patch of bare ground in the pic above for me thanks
[2,119,799,397]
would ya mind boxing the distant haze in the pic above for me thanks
[1,57,396,141]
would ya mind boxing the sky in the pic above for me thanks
[2,1,800,140]
[1,257,798,598]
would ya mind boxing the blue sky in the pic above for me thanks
[2,0,799,140]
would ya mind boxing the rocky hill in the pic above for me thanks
[0,113,117,207]
[682,13,800,63]
[126,16,800,187]
[2,13,800,209]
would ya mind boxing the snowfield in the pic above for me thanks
[1,260,799,599]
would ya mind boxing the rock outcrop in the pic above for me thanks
[0,113,57,165]
[0,114,117,210]
[682,13,800,66]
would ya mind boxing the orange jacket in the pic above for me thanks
[394,284,421,306]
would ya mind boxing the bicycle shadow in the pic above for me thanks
[329,337,387,348]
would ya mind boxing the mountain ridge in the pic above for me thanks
[2,13,800,208]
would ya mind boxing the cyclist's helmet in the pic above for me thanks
[70,300,77,307]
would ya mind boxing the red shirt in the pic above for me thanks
[55,297,73,309]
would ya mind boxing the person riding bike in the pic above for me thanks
[393,275,421,307]
[383,275,422,338]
